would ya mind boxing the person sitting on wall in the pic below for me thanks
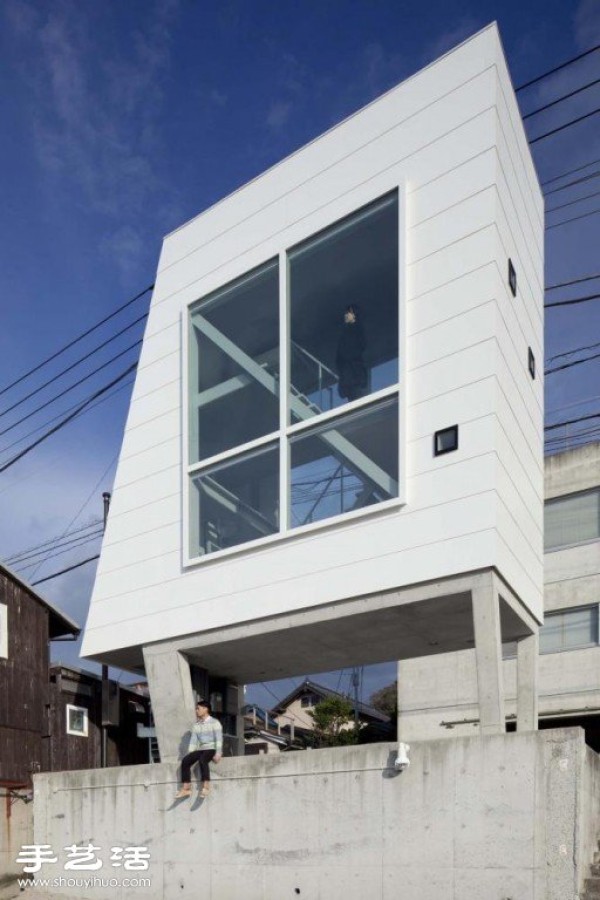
[175,699,223,800]
[336,304,367,402]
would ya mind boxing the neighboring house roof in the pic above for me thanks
[270,679,390,723]
[0,561,80,639]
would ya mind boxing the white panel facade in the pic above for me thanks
[82,24,544,665]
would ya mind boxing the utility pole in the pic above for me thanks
[100,492,111,768]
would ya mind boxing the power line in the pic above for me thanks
[546,187,600,214]
[5,520,103,563]
[0,284,152,400]
[545,412,600,431]
[545,350,600,375]
[545,273,600,291]
[541,156,600,187]
[516,42,600,92]
[547,341,600,362]
[529,107,600,145]
[31,554,100,586]
[546,206,600,230]
[0,339,141,437]
[544,169,600,197]
[0,312,147,420]
[545,292,600,309]
[15,530,104,569]
[0,363,137,474]
[522,76,600,120]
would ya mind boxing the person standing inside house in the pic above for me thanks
[336,304,367,402]
[175,699,223,799]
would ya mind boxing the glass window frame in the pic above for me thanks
[66,703,89,737]
[502,604,600,659]
[544,487,600,553]
[183,184,406,565]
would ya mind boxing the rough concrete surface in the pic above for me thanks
[26,729,597,900]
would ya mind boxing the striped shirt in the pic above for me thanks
[188,715,223,755]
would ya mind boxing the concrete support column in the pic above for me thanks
[143,645,196,764]
[472,573,505,735]
[516,631,539,732]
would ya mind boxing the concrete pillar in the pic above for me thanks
[516,631,539,732]
[143,645,196,764]
[472,573,505,735]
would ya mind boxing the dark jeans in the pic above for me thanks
[181,749,215,783]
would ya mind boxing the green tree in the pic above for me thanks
[309,696,359,747]
[369,681,397,718]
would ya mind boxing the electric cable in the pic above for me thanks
[0,284,152,399]
[6,520,103,563]
[544,412,600,431]
[545,273,600,291]
[0,312,146,419]
[0,363,137,474]
[541,156,600,187]
[31,554,100,586]
[547,341,600,362]
[516,42,600,92]
[544,169,600,197]
[15,530,104,569]
[545,350,600,375]
[0,339,141,437]
[529,107,600,145]
[545,292,600,309]
[546,206,600,230]
[522,76,600,120]
[546,187,600,214]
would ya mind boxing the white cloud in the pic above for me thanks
[266,99,293,130]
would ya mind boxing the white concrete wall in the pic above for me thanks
[29,729,595,900]
[0,797,32,896]
[82,23,543,664]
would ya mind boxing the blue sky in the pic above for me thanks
[0,0,599,711]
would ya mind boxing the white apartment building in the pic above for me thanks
[81,23,544,762]
[397,442,600,745]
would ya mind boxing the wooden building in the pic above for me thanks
[0,561,80,789]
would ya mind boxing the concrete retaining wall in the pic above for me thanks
[0,793,33,898]
[29,729,597,900]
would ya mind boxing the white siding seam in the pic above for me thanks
[408,145,495,203]
[494,148,544,291]
[495,466,543,554]
[493,295,543,414]
[135,320,179,354]
[113,462,179,493]
[87,523,499,613]
[494,71,544,216]
[409,296,496,337]
[495,335,543,438]
[496,531,543,611]
[136,345,179,376]
[494,187,544,330]
[408,260,495,303]
[495,382,543,478]
[119,403,180,437]
[409,222,494,266]
[410,174,495,229]
[103,489,180,522]
[119,433,179,465]
[407,334,496,374]
[129,375,179,406]
[409,373,496,409]
[494,112,544,262]
[489,255,543,361]
[496,421,544,513]
[157,68,497,276]
[102,516,181,562]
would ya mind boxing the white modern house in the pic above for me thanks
[397,442,600,743]
[82,22,544,765]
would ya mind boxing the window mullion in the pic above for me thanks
[279,250,289,534]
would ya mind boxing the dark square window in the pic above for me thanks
[528,347,535,379]
[434,425,458,456]
[508,259,517,297]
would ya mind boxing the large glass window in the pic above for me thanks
[187,189,402,559]
[540,605,599,653]
[544,488,600,551]
[289,398,399,527]
[288,193,398,422]
[189,260,279,463]
[190,444,279,556]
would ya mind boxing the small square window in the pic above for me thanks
[528,347,535,379]
[434,425,459,457]
[508,259,517,297]
[66,704,89,737]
